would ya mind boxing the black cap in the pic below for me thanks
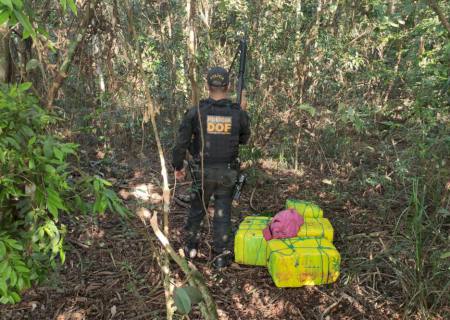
[207,67,229,87]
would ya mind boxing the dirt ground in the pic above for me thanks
[0,151,416,320]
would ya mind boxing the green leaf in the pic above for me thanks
[11,0,22,9]
[59,0,66,12]
[47,202,58,218]
[0,9,10,25]
[28,136,36,145]
[5,239,22,251]
[43,139,53,157]
[25,59,40,72]
[174,287,192,314]
[0,260,8,273]
[53,147,63,161]
[0,279,7,295]
[22,28,31,39]
[4,136,20,149]
[10,292,20,303]
[9,270,17,287]
[47,189,64,209]
[297,103,316,117]
[59,247,65,264]
[28,158,35,169]
[45,164,55,174]
[67,0,77,15]
[16,277,24,291]
[440,252,450,259]
[0,242,5,259]
[98,177,112,187]
[13,10,35,39]
[21,125,34,137]
[14,265,30,274]
[183,286,203,305]
[47,189,65,218]
[3,265,12,280]
[0,0,13,10]
[18,82,32,92]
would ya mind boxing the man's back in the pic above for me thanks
[172,66,250,268]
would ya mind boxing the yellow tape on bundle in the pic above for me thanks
[234,216,270,266]
[299,218,334,242]
[267,237,340,288]
[286,199,323,218]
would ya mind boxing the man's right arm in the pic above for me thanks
[239,109,251,144]
[172,109,196,170]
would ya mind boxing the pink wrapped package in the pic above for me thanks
[262,209,304,241]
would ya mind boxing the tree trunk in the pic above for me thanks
[93,34,106,94]
[427,0,450,36]
[388,0,396,15]
[186,0,200,106]
[0,25,11,83]
[384,44,403,104]
[47,0,97,109]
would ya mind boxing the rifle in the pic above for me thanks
[236,38,247,108]
[232,37,248,203]
[229,36,247,108]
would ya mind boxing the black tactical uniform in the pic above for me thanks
[172,68,250,265]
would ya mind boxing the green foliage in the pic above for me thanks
[59,0,77,16]
[297,103,316,117]
[0,0,35,39]
[388,179,450,317]
[0,0,77,39]
[0,84,127,304]
[174,286,203,315]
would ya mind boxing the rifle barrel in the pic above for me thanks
[236,38,247,107]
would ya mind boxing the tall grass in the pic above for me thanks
[393,179,450,318]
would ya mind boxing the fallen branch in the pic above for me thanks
[341,292,366,314]
[320,297,342,319]
[143,209,218,320]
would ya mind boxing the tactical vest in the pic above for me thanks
[192,99,241,165]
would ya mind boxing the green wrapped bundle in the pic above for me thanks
[267,237,340,287]
[234,216,270,266]
[286,199,323,218]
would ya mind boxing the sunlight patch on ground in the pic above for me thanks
[118,182,163,204]
[56,308,86,320]
[260,159,305,177]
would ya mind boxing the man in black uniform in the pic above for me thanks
[172,67,251,268]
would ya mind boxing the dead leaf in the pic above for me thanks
[111,305,117,318]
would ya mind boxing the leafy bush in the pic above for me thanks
[0,84,127,303]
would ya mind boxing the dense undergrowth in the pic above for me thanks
[0,85,127,303]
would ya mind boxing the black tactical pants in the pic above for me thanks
[185,165,237,254]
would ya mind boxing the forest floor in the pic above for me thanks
[0,145,421,320]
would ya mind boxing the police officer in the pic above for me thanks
[172,67,251,268]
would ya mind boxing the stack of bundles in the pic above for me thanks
[234,199,340,288]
